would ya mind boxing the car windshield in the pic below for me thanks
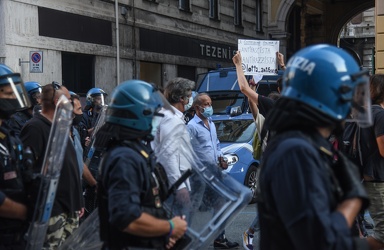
[210,92,245,114]
[213,119,255,143]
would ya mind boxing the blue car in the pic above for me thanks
[196,67,282,203]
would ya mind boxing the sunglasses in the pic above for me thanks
[51,81,62,103]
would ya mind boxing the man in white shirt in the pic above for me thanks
[152,77,195,219]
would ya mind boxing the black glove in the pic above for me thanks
[332,151,369,211]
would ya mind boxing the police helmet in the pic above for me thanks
[24,81,42,106]
[0,64,31,118]
[106,80,165,133]
[282,44,371,127]
[86,87,107,107]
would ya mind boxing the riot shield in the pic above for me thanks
[160,123,252,249]
[25,95,73,250]
[84,105,107,166]
[82,105,107,220]
[60,121,252,249]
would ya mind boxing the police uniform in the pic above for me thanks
[98,140,169,250]
[258,130,368,250]
[81,109,102,219]
[0,123,27,249]
[6,110,32,137]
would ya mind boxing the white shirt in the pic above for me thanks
[152,106,192,190]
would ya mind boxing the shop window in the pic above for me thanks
[140,62,162,87]
[178,65,196,82]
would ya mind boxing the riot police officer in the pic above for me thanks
[0,64,31,249]
[81,88,107,138]
[97,80,187,249]
[258,45,372,250]
[79,88,107,219]
[6,81,41,136]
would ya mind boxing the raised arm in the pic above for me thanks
[276,52,286,70]
[232,51,259,105]
[248,84,259,122]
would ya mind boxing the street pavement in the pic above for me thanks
[206,203,258,249]
[205,204,374,250]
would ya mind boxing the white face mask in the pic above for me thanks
[151,115,162,137]
[184,96,193,111]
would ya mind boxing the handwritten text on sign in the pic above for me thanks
[238,40,279,75]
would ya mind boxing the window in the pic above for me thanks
[179,0,190,11]
[209,0,219,20]
[62,52,94,96]
[256,0,262,32]
[234,0,242,26]
[140,62,162,87]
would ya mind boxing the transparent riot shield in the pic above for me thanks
[60,121,252,249]
[160,123,253,249]
[84,105,107,166]
[25,95,73,250]
[82,105,107,220]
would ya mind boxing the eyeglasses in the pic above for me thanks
[51,81,62,103]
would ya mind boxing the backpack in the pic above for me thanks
[341,121,363,175]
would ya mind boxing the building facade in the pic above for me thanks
[0,0,275,96]
[0,0,379,96]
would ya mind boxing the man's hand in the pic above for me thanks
[170,216,188,240]
[232,51,242,67]
[218,156,228,170]
[78,207,85,218]
[276,52,286,69]
[84,136,91,147]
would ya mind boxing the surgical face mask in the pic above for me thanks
[150,115,162,137]
[201,106,213,118]
[72,113,83,126]
[184,96,193,111]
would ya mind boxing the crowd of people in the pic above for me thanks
[1,43,384,250]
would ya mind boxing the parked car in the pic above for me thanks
[195,67,283,203]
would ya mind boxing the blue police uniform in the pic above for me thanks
[6,110,32,137]
[0,123,28,249]
[258,130,368,250]
[98,141,169,250]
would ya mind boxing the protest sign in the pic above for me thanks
[238,39,279,75]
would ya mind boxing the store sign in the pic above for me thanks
[140,28,237,62]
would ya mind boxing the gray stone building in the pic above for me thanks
[0,0,274,95]
[1,0,377,95]
[339,8,376,74]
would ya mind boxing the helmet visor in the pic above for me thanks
[92,94,105,107]
[346,72,372,128]
[0,74,31,112]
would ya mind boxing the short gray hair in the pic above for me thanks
[164,77,195,104]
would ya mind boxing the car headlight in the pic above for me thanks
[223,153,239,166]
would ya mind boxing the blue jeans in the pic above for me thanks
[250,206,260,233]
